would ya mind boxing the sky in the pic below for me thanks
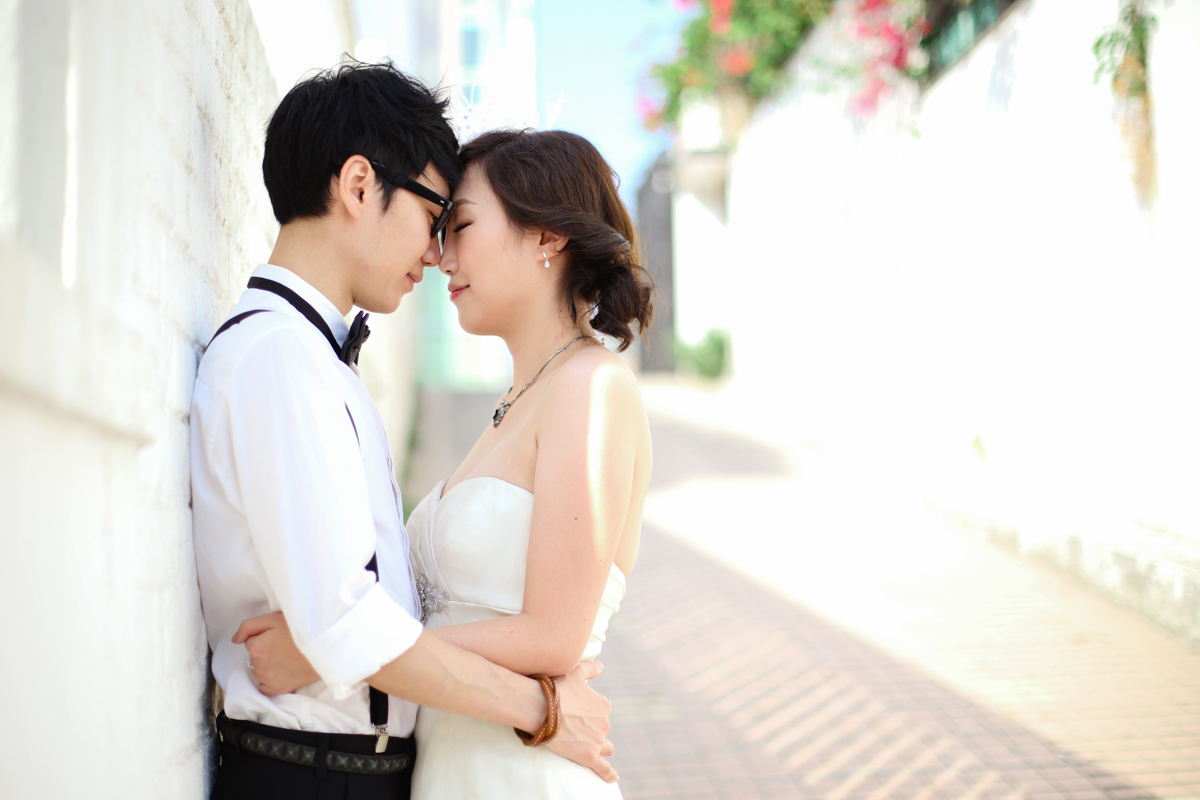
[534,0,691,211]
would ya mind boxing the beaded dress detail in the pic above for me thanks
[406,477,625,799]
[414,573,448,624]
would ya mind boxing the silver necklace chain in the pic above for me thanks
[493,335,591,427]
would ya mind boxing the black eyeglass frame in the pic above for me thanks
[368,160,455,242]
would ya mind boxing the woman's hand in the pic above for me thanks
[546,661,618,782]
[233,612,320,695]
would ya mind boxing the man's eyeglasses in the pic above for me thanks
[369,160,454,244]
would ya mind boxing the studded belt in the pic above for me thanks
[217,714,409,775]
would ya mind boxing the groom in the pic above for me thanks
[191,63,615,799]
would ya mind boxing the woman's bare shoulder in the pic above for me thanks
[539,342,646,426]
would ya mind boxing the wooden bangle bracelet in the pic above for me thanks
[515,674,560,746]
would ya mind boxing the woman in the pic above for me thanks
[250,128,653,798]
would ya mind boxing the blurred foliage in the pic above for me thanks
[677,329,730,379]
[1093,0,1156,94]
[1093,0,1157,205]
[645,0,829,129]
[403,494,420,525]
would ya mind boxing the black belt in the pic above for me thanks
[217,714,410,776]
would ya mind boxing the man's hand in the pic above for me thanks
[233,612,320,695]
[546,661,618,782]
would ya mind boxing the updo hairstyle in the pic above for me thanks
[459,129,654,352]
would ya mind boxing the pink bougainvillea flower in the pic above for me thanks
[710,0,734,34]
[671,0,698,8]
[635,96,665,130]
[848,77,891,117]
[877,20,904,47]
[718,46,757,76]
[843,0,927,116]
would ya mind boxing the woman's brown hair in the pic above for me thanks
[459,129,654,352]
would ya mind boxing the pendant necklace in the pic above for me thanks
[493,335,590,427]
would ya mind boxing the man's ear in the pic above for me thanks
[538,229,569,258]
[334,155,374,220]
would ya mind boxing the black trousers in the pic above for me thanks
[211,716,415,800]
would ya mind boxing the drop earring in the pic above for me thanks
[543,252,550,269]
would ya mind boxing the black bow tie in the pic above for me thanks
[341,311,370,366]
[246,277,371,366]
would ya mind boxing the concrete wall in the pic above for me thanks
[721,0,1200,642]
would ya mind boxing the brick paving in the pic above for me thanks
[599,522,1194,800]
[592,387,1200,800]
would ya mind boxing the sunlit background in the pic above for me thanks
[1,0,1198,798]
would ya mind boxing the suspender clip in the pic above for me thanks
[374,725,389,753]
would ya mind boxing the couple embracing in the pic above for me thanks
[191,62,653,799]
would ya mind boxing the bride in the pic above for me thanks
[249,128,654,798]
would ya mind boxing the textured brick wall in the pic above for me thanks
[0,0,279,794]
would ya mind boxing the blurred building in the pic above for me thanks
[636,152,676,372]
[673,0,1200,642]
[413,0,539,395]
[396,0,546,504]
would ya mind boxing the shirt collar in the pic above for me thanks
[251,264,351,347]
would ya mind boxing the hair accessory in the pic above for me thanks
[514,675,560,746]
[450,86,566,144]
[543,252,550,269]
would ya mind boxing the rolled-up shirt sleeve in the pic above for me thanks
[225,329,423,699]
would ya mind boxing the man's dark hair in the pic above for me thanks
[263,61,461,225]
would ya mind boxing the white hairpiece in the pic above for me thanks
[450,86,567,144]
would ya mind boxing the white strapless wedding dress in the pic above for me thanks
[406,477,625,799]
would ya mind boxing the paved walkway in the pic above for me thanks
[594,382,1200,800]
[403,381,1200,800]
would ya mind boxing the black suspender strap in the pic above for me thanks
[247,276,342,358]
[205,309,269,349]
[364,553,390,752]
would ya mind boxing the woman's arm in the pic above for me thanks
[427,353,649,676]
[234,615,619,781]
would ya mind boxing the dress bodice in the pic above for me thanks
[406,477,625,661]
[405,477,626,798]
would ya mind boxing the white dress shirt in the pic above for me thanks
[191,264,423,736]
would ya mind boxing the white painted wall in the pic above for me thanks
[671,96,736,347]
[0,0,424,795]
[722,0,1200,640]
[672,191,733,345]
[248,0,355,96]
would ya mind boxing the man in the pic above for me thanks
[190,62,615,799]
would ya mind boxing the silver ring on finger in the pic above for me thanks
[247,657,254,671]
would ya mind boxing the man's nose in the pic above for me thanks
[422,235,441,267]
